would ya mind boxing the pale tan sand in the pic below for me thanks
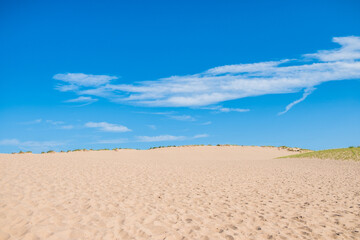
[0,146,360,240]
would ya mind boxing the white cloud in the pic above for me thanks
[0,139,20,145]
[20,141,64,148]
[278,87,315,115]
[55,36,360,112]
[304,36,360,61]
[0,139,64,148]
[136,135,186,142]
[44,120,74,130]
[56,84,79,92]
[203,106,250,113]
[193,134,209,139]
[219,107,249,113]
[147,125,157,130]
[21,119,73,129]
[21,119,42,125]
[135,111,176,115]
[206,60,291,74]
[60,125,74,130]
[64,96,98,104]
[168,115,196,121]
[136,133,209,142]
[85,122,131,132]
[201,121,212,125]
[136,111,195,121]
[54,73,117,87]
[46,120,64,125]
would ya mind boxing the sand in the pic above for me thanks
[0,146,359,240]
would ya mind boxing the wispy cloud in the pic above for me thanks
[168,115,196,121]
[136,133,209,142]
[136,111,196,121]
[21,119,42,125]
[54,73,118,91]
[20,119,75,130]
[135,111,176,115]
[85,122,131,132]
[64,96,98,105]
[46,120,64,125]
[19,141,64,148]
[0,138,64,149]
[45,120,74,130]
[193,134,209,139]
[201,121,212,125]
[278,87,316,115]
[136,135,186,142]
[147,125,157,130]
[304,36,360,62]
[0,139,20,145]
[54,36,360,112]
[217,107,249,113]
[60,125,74,130]
[203,106,250,113]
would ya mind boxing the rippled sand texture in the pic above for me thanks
[1,146,360,240]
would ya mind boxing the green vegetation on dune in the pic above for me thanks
[148,144,242,149]
[281,147,360,161]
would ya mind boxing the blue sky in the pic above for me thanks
[1,0,360,153]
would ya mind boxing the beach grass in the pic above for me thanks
[281,146,360,161]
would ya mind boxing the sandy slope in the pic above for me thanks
[0,146,359,240]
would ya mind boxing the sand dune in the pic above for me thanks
[0,146,359,240]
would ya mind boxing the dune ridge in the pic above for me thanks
[1,146,359,240]
[281,146,360,161]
